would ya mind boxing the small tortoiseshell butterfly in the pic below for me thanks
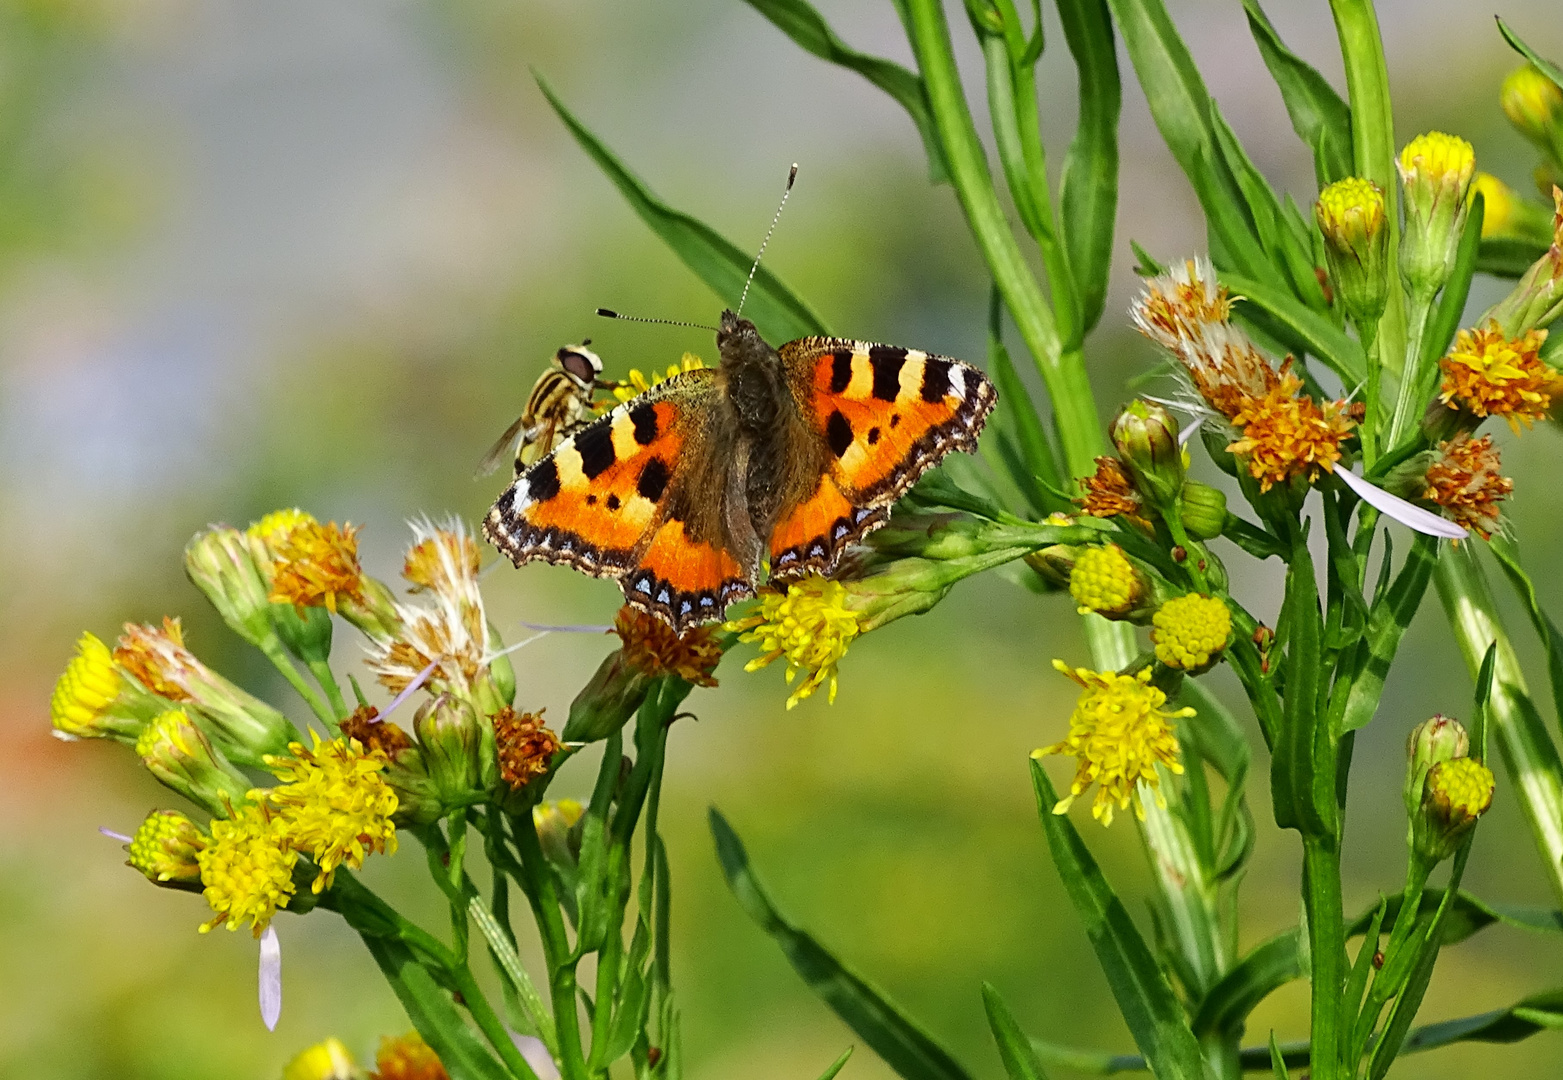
[482,309,996,632]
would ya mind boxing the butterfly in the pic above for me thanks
[483,310,996,632]
[475,343,617,478]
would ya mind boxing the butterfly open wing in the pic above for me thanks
[767,338,996,579]
[483,371,755,631]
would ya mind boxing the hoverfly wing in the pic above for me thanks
[474,414,532,479]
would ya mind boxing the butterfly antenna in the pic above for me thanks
[595,309,717,332]
[737,163,798,318]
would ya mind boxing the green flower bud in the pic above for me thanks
[184,526,274,648]
[1178,479,1228,541]
[1397,132,1476,299]
[127,809,206,887]
[1025,544,1079,589]
[136,709,253,816]
[533,799,586,868]
[270,602,334,668]
[565,648,654,743]
[1501,64,1563,153]
[1404,714,1469,820]
[1483,190,1563,337]
[1315,177,1390,329]
[413,693,484,806]
[1111,400,1185,507]
[337,576,403,644]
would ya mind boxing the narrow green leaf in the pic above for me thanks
[1028,762,1208,1079]
[360,936,516,1080]
[1219,272,1366,386]
[1489,535,1563,737]
[536,75,827,345]
[710,809,977,1080]
[1478,235,1550,278]
[1346,887,1563,943]
[1474,642,1498,762]
[1239,0,1351,186]
[1339,533,1438,733]
[1026,1039,1130,1074]
[1056,0,1121,334]
[1190,931,1303,1038]
[815,1047,855,1080]
[1496,17,1563,90]
[1267,1032,1290,1079]
[742,0,950,184]
[982,984,1053,1080]
[986,291,1067,514]
[1401,988,1563,1051]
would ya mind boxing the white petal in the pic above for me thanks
[98,826,132,843]
[1335,467,1468,540]
[378,658,439,722]
[259,926,282,1031]
[510,1033,561,1080]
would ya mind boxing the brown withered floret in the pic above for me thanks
[613,606,722,687]
[1423,433,1513,541]
[1077,456,1147,524]
[339,705,414,758]
[492,706,561,790]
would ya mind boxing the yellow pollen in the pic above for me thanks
[1069,544,1143,616]
[727,575,862,709]
[1152,594,1232,670]
[609,353,706,405]
[260,732,398,893]
[1034,661,1193,827]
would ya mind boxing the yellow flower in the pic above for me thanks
[1398,132,1477,297]
[1426,756,1495,822]
[50,631,151,741]
[1034,661,1193,826]
[613,606,723,687]
[261,732,399,893]
[491,707,561,790]
[137,708,252,814]
[127,809,206,884]
[1151,594,1232,671]
[1128,256,1233,351]
[248,508,317,548]
[196,801,297,935]
[1423,433,1512,541]
[1227,372,1355,491]
[1501,64,1563,150]
[608,353,705,405]
[1398,132,1476,193]
[1068,544,1145,617]
[727,575,862,708]
[268,519,367,614]
[282,1037,360,1080]
[371,1032,449,1080]
[1439,321,1561,429]
[113,616,194,700]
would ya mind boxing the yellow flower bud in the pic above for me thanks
[137,709,253,816]
[1415,757,1495,863]
[1315,177,1390,328]
[1501,64,1563,151]
[1068,544,1148,619]
[282,1037,359,1080]
[1398,132,1476,298]
[127,809,206,886]
[50,631,163,743]
[1403,714,1469,820]
[1151,594,1232,672]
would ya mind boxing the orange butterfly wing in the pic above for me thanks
[483,371,754,631]
[768,339,996,578]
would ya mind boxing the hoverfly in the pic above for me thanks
[476,342,617,477]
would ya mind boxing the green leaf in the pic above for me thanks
[815,1047,856,1080]
[1056,0,1121,335]
[1268,1032,1290,1079]
[1346,888,1563,943]
[1219,272,1366,386]
[1339,533,1438,733]
[982,983,1053,1080]
[741,0,950,184]
[1489,535,1563,737]
[1478,234,1551,278]
[536,75,827,345]
[710,808,977,1080]
[1028,763,1208,1079]
[1190,931,1303,1038]
[360,936,516,1080]
[1400,987,1563,1051]
[1239,0,1351,186]
[985,290,1068,514]
[1496,17,1563,90]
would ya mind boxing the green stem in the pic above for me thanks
[1303,838,1347,1080]
[448,961,545,1080]
[1358,321,1382,466]
[1328,0,1406,387]
[1386,290,1433,450]
[306,657,350,719]
[1434,545,1563,905]
[510,813,591,1080]
[257,638,336,726]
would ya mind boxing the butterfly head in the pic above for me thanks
[717,309,774,372]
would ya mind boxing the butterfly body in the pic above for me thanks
[484,310,995,632]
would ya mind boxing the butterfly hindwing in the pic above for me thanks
[483,370,754,631]
[767,338,996,578]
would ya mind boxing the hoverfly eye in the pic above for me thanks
[557,347,600,386]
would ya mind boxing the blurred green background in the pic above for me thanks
[5,1,1563,1077]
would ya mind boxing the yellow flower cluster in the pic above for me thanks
[608,352,706,405]
[1152,594,1232,671]
[266,518,368,614]
[261,732,400,893]
[1069,544,1143,617]
[1439,321,1561,429]
[1036,662,1192,827]
[196,802,298,936]
[1227,373,1355,491]
[1423,433,1512,540]
[50,631,129,737]
[727,576,862,708]
[1426,756,1496,821]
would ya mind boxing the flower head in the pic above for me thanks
[614,606,722,687]
[1077,456,1145,523]
[196,801,297,935]
[1415,756,1495,863]
[127,809,206,885]
[1129,257,1233,352]
[1501,64,1563,151]
[1111,400,1185,507]
[491,706,561,790]
[261,732,399,893]
[365,518,491,701]
[1422,433,1512,540]
[185,525,274,647]
[1398,132,1476,297]
[1035,662,1193,826]
[608,353,705,405]
[727,576,863,708]
[1226,372,1355,491]
[339,705,414,759]
[1439,321,1561,429]
[1152,594,1232,672]
[1404,713,1470,820]
[1068,544,1146,618]
[1315,177,1390,326]
[50,631,160,742]
[267,519,367,615]
[282,1038,360,1080]
[371,1032,450,1080]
